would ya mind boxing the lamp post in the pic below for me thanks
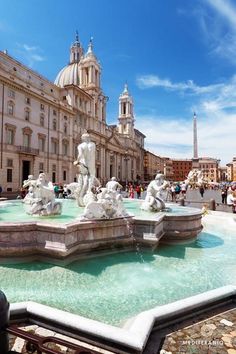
[124,151,130,186]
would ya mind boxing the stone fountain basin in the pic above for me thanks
[0,200,202,259]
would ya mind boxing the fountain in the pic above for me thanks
[0,133,203,258]
[1,133,223,353]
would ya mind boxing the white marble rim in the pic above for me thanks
[9,285,236,352]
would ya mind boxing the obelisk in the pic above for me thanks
[192,112,199,168]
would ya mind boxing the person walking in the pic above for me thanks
[135,184,141,199]
[227,190,236,213]
[199,186,205,199]
[129,184,134,198]
[181,182,187,199]
[170,184,176,202]
[221,187,227,204]
[175,183,181,201]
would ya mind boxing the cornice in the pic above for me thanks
[0,77,73,114]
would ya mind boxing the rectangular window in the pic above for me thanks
[8,102,14,115]
[40,103,44,111]
[40,115,44,127]
[53,109,57,116]
[7,159,13,167]
[52,119,57,130]
[39,138,45,152]
[52,171,56,183]
[6,129,14,145]
[62,143,68,156]
[23,134,30,148]
[8,89,15,98]
[52,141,58,154]
[25,110,30,121]
[7,169,12,182]
[63,170,66,181]
[39,162,44,172]
[25,97,31,105]
[52,164,56,171]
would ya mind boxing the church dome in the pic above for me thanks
[54,31,83,88]
[54,62,80,87]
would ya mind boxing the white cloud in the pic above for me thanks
[206,0,236,28]
[135,72,236,165]
[23,44,39,52]
[196,0,236,63]
[15,43,45,67]
[136,75,223,94]
[135,111,235,165]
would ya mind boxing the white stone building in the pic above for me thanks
[0,35,145,192]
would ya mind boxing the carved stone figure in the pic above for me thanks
[73,133,99,206]
[80,187,129,220]
[106,177,123,192]
[23,173,62,216]
[185,169,205,187]
[65,182,80,199]
[141,173,169,212]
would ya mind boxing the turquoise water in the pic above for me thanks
[0,220,235,326]
[0,199,199,224]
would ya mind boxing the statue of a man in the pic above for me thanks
[141,173,169,212]
[73,133,97,206]
[106,177,123,192]
[74,133,96,178]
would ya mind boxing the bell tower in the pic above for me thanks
[118,84,134,137]
[80,38,101,91]
[70,31,83,64]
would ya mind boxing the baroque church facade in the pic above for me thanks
[0,35,145,192]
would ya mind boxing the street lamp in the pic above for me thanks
[124,151,130,185]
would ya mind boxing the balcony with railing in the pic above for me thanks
[16,146,39,155]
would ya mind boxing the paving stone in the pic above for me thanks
[220,319,234,327]
[222,336,233,348]
[11,337,25,352]
[35,327,56,337]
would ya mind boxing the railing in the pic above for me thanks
[16,146,39,155]
[7,325,100,354]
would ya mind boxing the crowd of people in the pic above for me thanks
[17,176,236,214]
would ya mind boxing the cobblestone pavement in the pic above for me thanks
[7,323,115,354]
[160,307,236,354]
[6,308,236,353]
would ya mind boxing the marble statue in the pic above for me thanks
[106,177,123,192]
[73,133,99,206]
[80,187,129,220]
[185,169,205,187]
[65,182,80,199]
[141,173,169,212]
[23,173,62,216]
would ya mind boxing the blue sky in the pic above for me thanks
[1,0,236,165]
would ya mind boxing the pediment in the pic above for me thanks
[107,133,124,147]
